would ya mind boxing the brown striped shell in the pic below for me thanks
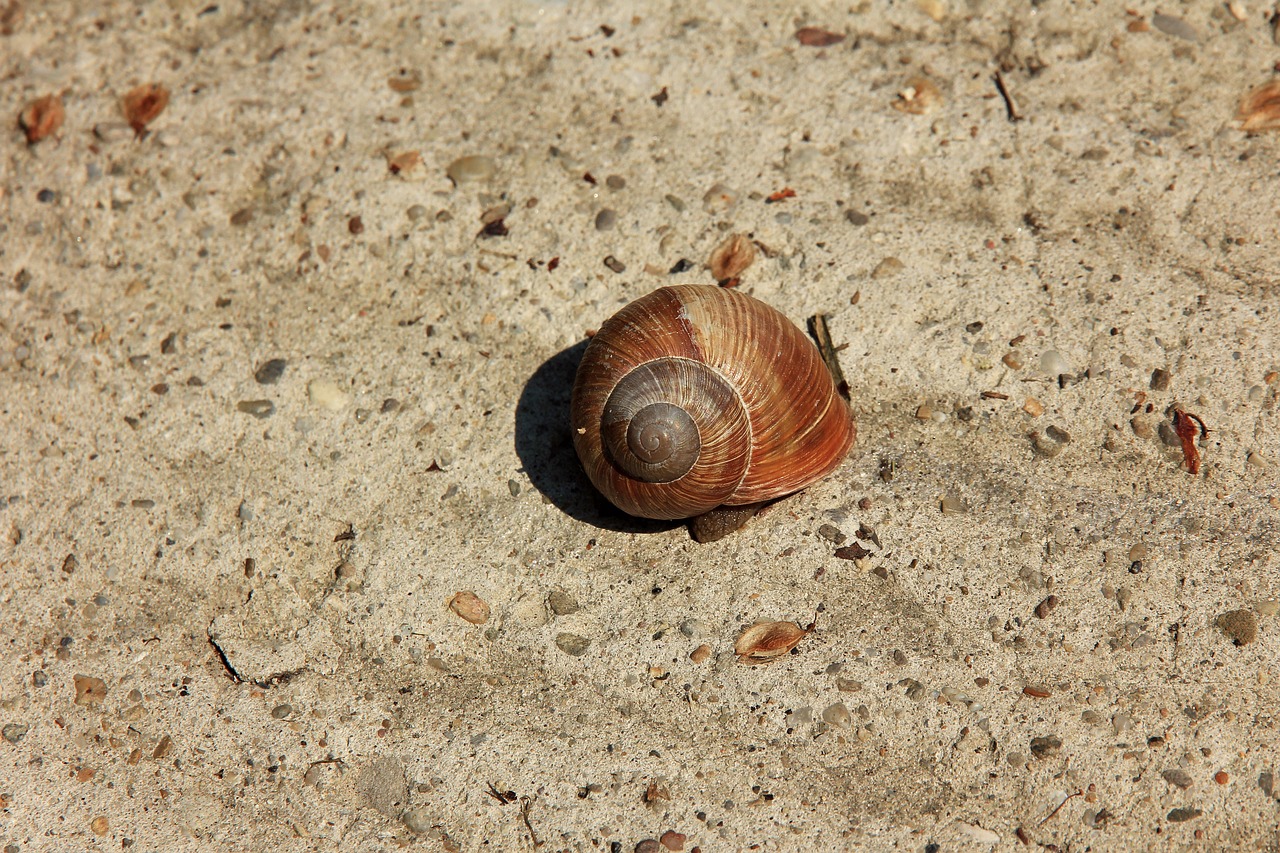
[570,285,856,520]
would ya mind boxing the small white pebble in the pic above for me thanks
[1039,350,1071,377]
[308,379,350,411]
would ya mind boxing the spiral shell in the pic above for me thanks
[570,285,856,520]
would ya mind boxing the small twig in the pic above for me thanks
[207,633,243,684]
[807,314,850,400]
[1037,789,1082,827]
[520,796,543,848]
[994,70,1022,121]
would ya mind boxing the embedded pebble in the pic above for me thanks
[1034,595,1058,619]
[270,703,292,719]
[871,257,904,279]
[308,379,350,411]
[1030,735,1062,759]
[594,209,617,231]
[254,358,287,385]
[446,155,495,185]
[939,492,968,515]
[1162,768,1193,789]
[702,183,737,213]
[817,524,846,545]
[449,591,491,625]
[1131,417,1154,439]
[1031,431,1063,458]
[402,806,435,834]
[73,674,107,707]
[1256,599,1279,617]
[605,174,626,190]
[659,830,686,851]
[548,589,581,616]
[237,400,275,418]
[603,255,626,274]
[1152,13,1199,41]
[2,723,28,744]
[634,840,661,853]
[689,644,711,663]
[555,632,590,656]
[1039,350,1072,377]
[1217,609,1257,646]
[1150,367,1171,390]
[1166,807,1202,823]
[822,702,851,728]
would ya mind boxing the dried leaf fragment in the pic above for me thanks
[19,94,64,144]
[892,77,942,114]
[1236,81,1280,133]
[448,590,490,625]
[734,620,812,665]
[795,27,845,47]
[708,233,756,281]
[122,83,169,136]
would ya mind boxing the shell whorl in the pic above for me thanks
[599,356,751,494]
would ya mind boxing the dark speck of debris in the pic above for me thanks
[965,321,984,334]
[1166,807,1202,823]
[237,400,275,418]
[817,523,845,545]
[603,255,626,274]
[348,215,364,235]
[37,188,56,203]
[1030,735,1062,759]
[254,358,287,385]
[668,258,694,274]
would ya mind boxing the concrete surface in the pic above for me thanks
[2,0,1278,850]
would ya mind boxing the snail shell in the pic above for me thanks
[570,285,856,520]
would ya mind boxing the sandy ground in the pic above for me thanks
[2,0,1279,850]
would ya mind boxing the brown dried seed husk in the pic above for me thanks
[734,620,810,664]
[122,83,169,134]
[387,71,422,92]
[1236,81,1280,133]
[448,590,490,625]
[892,77,943,115]
[709,233,756,281]
[20,94,65,144]
[795,27,846,47]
